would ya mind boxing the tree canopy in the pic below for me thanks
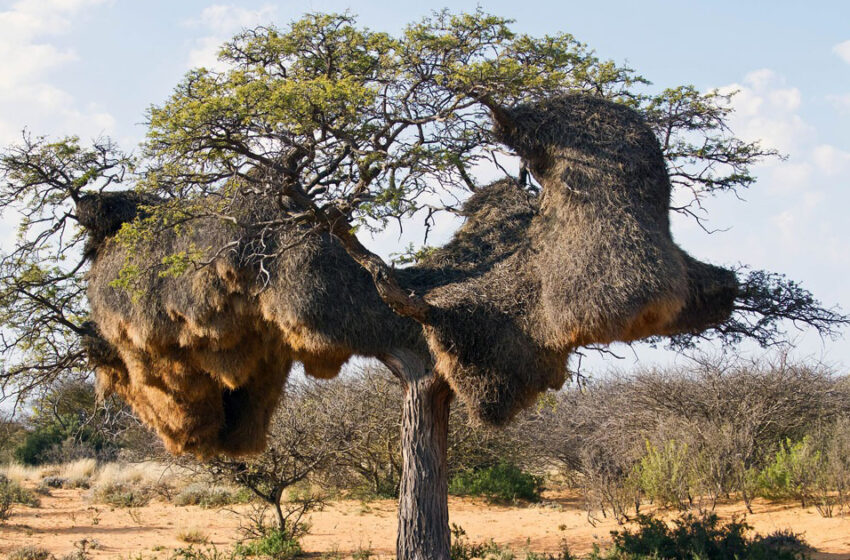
[0,9,845,403]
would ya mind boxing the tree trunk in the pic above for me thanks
[383,349,452,560]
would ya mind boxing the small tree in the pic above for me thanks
[208,381,353,537]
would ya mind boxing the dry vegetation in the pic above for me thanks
[2,357,850,558]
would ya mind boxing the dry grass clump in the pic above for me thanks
[1,463,52,484]
[88,461,183,506]
[90,480,154,507]
[94,461,185,486]
[174,482,252,508]
[6,546,53,560]
[177,529,210,545]
[58,458,97,488]
[3,459,96,490]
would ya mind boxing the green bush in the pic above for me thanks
[235,529,302,559]
[449,461,542,502]
[635,440,694,510]
[14,424,67,465]
[596,512,807,560]
[450,524,507,560]
[757,437,822,507]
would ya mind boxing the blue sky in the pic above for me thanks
[1,0,848,372]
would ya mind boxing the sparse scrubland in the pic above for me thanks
[2,356,850,558]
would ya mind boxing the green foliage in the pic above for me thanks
[450,524,509,560]
[0,134,133,404]
[14,423,69,465]
[13,387,117,465]
[635,440,693,510]
[450,523,575,560]
[235,529,302,559]
[168,545,243,560]
[449,460,542,502]
[599,512,807,560]
[757,437,822,506]
[0,419,27,463]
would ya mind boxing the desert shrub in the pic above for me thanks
[753,529,811,556]
[235,529,302,559]
[601,512,807,560]
[0,418,28,464]
[89,461,182,504]
[635,440,694,510]
[449,460,542,502]
[6,546,53,560]
[174,482,252,507]
[0,474,41,507]
[450,524,575,560]
[258,367,528,500]
[758,419,850,517]
[58,458,98,488]
[90,480,153,507]
[757,437,822,507]
[450,524,509,560]
[168,545,241,560]
[521,355,850,519]
[524,547,575,560]
[12,379,160,466]
[824,419,850,510]
[14,424,69,465]
[207,383,339,535]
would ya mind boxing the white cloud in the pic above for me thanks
[679,70,849,281]
[0,0,113,143]
[185,4,277,71]
[190,4,277,34]
[717,69,812,153]
[771,210,796,241]
[833,40,850,64]
[827,93,850,115]
[812,144,850,176]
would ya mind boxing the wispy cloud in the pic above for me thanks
[0,0,113,143]
[707,70,850,262]
[827,93,850,115]
[184,4,278,70]
[833,39,850,64]
[716,69,811,155]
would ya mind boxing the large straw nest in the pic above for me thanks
[82,93,737,457]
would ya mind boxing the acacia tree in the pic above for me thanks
[0,11,846,560]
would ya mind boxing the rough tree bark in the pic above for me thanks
[384,349,453,560]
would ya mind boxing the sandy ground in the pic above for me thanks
[2,488,850,559]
